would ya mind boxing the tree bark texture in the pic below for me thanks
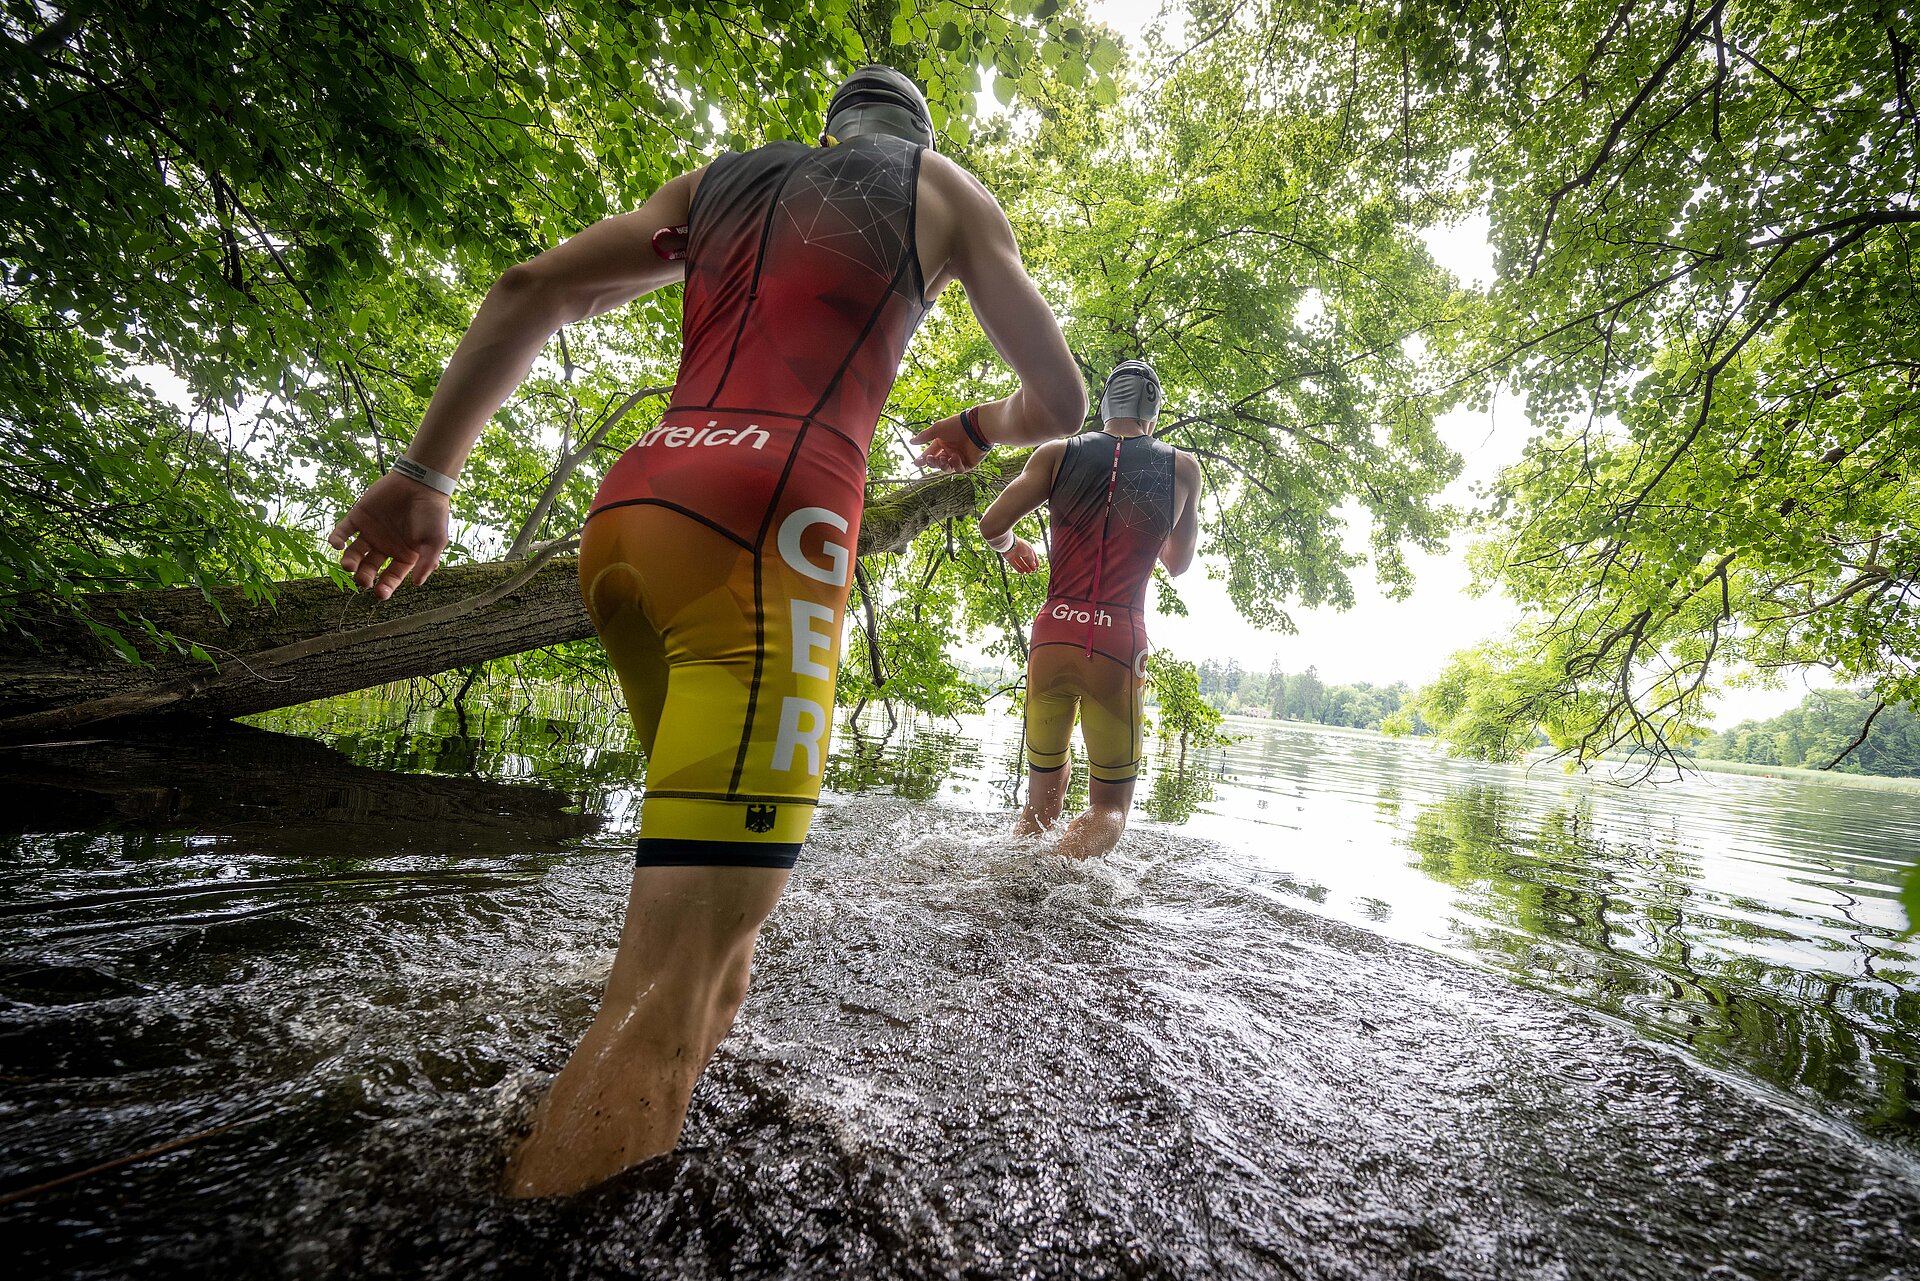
[0,466,1011,741]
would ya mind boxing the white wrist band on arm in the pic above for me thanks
[390,456,457,495]
[985,527,1016,554]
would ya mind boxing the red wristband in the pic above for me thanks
[651,225,689,261]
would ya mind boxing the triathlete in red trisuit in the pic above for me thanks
[326,65,1085,1196]
[978,360,1202,859]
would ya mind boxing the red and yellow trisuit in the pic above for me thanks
[1025,430,1181,787]
[580,134,928,867]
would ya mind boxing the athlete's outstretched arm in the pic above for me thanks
[329,169,704,600]
[911,156,1085,472]
[977,440,1066,573]
[1159,452,1203,576]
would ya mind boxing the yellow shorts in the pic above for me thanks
[1023,642,1148,786]
[579,488,857,868]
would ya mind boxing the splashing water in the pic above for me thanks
[3,703,1918,1278]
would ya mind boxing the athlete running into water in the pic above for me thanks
[326,66,1084,1196]
[978,360,1202,860]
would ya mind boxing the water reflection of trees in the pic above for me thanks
[256,689,647,830]
[264,691,1008,820]
[1405,786,1918,1142]
[0,724,601,859]
[822,713,983,802]
[258,689,1245,829]
[1141,758,1215,824]
[0,728,601,951]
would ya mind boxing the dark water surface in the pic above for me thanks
[3,696,1918,1279]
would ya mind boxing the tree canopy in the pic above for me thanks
[5,0,1916,770]
[841,6,1467,710]
[1367,0,1920,766]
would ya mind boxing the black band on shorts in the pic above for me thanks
[636,837,803,869]
[1026,759,1068,774]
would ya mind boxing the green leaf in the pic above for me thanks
[83,616,143,665]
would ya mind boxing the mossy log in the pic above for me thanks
[0,466,1011,741]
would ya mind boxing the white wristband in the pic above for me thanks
[390,455,457,495]
[985,527,1016,554]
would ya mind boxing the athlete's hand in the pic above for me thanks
[1004,537,1041,574]
[911,412,988,473]
[327,472,452,602]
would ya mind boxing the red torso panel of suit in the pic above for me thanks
[590,135,929,544]
[1031,432,1181,666]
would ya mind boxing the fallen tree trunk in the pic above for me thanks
[0,466,1010,741]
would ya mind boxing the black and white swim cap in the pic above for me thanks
[825,65,935,151]
[1100,359,1162,423]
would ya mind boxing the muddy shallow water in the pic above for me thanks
[2,702,1917,1278]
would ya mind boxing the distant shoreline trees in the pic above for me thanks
[1695,690,1920,778]
[1189,665,1920,781]
[1191,660,1429,734]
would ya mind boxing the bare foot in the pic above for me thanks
[1057,808,1126,860]
[503,1023,697,1198]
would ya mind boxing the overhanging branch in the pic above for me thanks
[0,459,1011,739]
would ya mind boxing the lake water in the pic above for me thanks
[3,695,1918,1279]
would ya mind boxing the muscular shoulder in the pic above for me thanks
[917,150,996,207]
[1029,436,1071,466]
[1017,436,1071,487]
[669,163,709,208]
[915,152,1015,293]
[1172,447,1202,483]
[917,152,1009,242]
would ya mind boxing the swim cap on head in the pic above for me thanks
[1100,359,1162,423]
[825,65,935,150]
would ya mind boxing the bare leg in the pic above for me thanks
[1058,777,1136,860]
[1015,766,1069,836]
[506,864,789,1198]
